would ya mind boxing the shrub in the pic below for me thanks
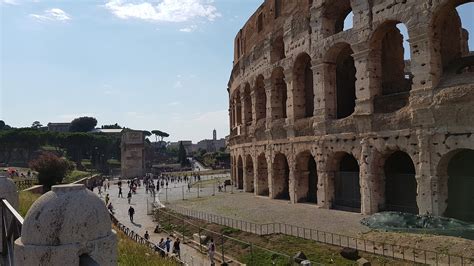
[29,152,73,191]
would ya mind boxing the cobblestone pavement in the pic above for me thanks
[162,175,370,237]
[96,182,212,266]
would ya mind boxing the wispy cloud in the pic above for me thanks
[179,24,197,32]
[3,0,19,5]
[167,101,181,106]
[30,8,71,22]
[173,80,183,88]
[105,0,221,23]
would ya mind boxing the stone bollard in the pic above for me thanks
[0,173,19,253]
[14,184,117,266]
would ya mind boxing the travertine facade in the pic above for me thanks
[228,0,474,221]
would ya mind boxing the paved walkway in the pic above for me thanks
[97,182,212,266]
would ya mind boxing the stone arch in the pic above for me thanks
[270,35,285,64]
[437,148,474,222]
[233,90,242,126]
[254,75,267,122]
[370,21,412,113]
[324,42,356,119]
[244,154,254,192]
[256,153,269,196]
[294,151,318,203]
[293,52,314,119]
[270,67,287,120]
[272,153,290,200]
[328,152,361,212]
[237,155,244,189]
[321,0,353,36]
[382,151,418,214]
[243,83,252,124]
[432,1,473,72]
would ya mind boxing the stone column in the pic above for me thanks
[353,49,377,116]
[316,153,334,209]
[267,154,276,199]
[313,62,335,134]
[288,158,297,204]
[283,69,295,137]
[264,78,274,129]
[416,130,434,215]
[359,138,383,215]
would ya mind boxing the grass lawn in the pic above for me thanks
[116,227,178,266]
[18,191,41,217]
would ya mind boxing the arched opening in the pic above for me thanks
[293,53,314,119]
[235,91,242,125]
[445,149,474,222]
[295,151,318,203]
[334,153,360,212]
[372,21,412,113]
[237,156,244,189]
[270,67,287,120]
[271,35,285,63]
[245,155,254,192]
[256,153,269,196]
[343,11,354,31]
[255,75,267,122]
[321,0,352,36]
[324,43,356,119]
[384,151,418,214]
[272,153,289,200]
[433,2,474,84]
[243,83,252,125]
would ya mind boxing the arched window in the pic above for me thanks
[270,67,287,120]
[371,21,412,113]
[272,153,289,200]
[270,35,285,63]
[293,53,314,119]
[322,0,352,36]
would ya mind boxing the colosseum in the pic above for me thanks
[227,0,474,222]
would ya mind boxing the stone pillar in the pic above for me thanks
[316,156,333,209]
[267,155,276,199]
[243,156,254,193]
[416,131,434,215]
[313,62,335,134]
[353,49,377,116]
[15,184,117,266]
[264,78,274,129]
[288,158,296,204]
[359,138,383,215]
[283,69,295,138]
[250,90,257,126]
[0,174,19,253]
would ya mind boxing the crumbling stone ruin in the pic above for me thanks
[227,0,474,222]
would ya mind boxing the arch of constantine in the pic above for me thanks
[227,0,474,222]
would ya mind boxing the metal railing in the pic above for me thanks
[13,179,36,191]
[1,199,24,266]
[155,208,315,266]
[108,212,186,265]
[169,206,474,265]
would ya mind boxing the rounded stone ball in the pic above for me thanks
[21,184,111,246]
[0,174,19,209]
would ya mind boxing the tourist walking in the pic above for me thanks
[118,187,123,198]
[158,238,166,257]
[105,193,110,205]
[128,206,135,222]
[173,238,181,258]
[208,238,215,265]
[144,231,149,240]
[127,191,132,204]
[165,237,172,253]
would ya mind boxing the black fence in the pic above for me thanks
[170,206,474,265]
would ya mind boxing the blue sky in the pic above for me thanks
[1,1,473,142]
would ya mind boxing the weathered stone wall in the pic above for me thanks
[227,0,474,218]
[121,131,145,178]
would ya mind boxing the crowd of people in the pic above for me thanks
[92,172,220,264]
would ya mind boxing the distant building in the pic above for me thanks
[168,140,193,154]
[121,130,145,178]
[90,128,123,134]
[193,130,227,152]
[47,123,71,132]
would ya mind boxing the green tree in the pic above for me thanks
[31,121,43,129]
[151,130,170,142]
[0,120,11,130]
[29,152,73,191]
[178,141,188,166]
[69,117,97,132]
[101,123,122,129]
